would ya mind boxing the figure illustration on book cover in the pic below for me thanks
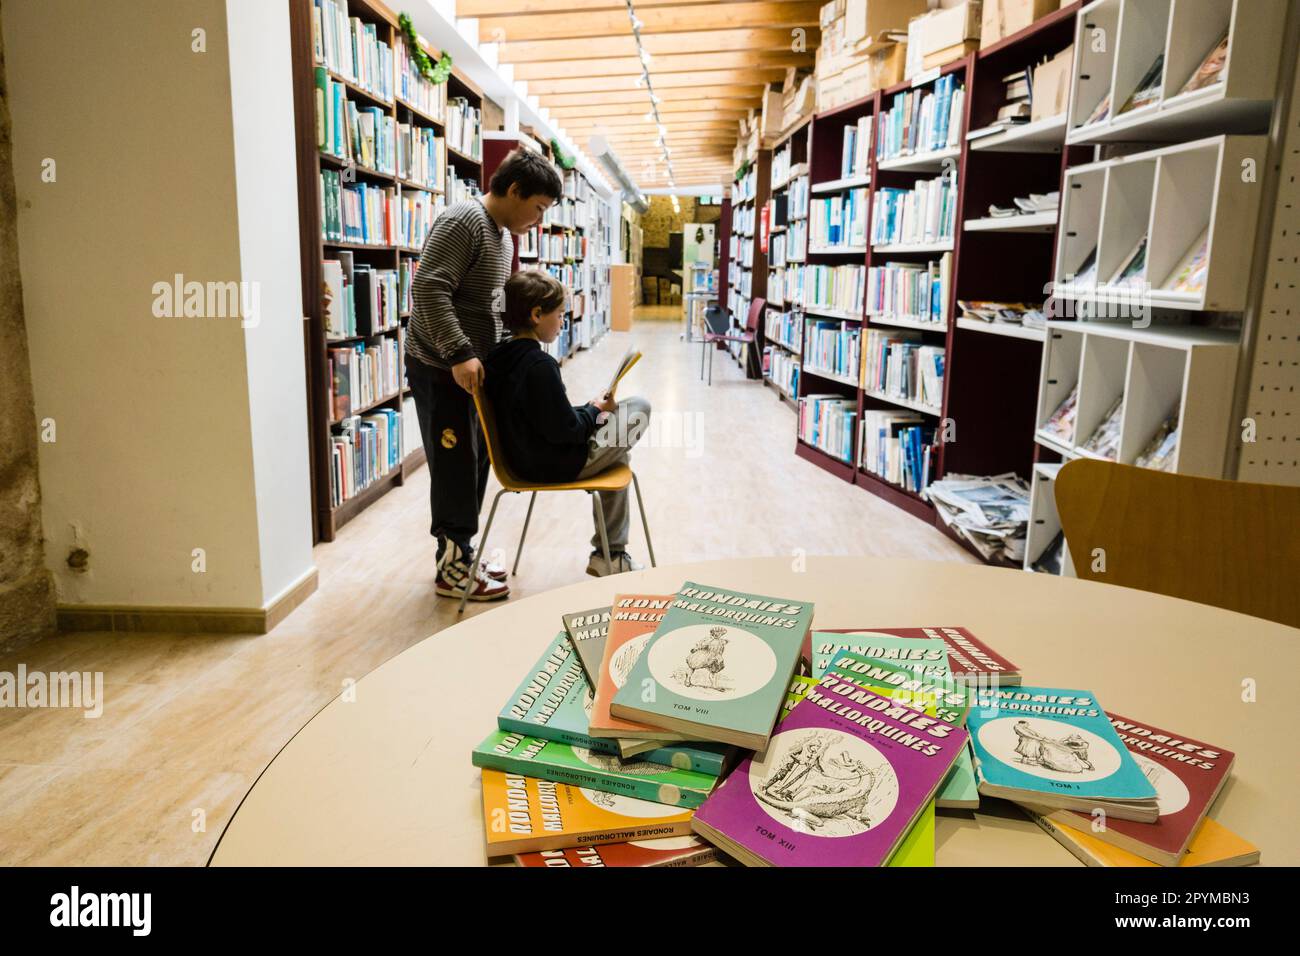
[610,635,653,689]
[670,627,734,693]
[749,729,899,837]
[647,622,778,701]
[572,745,672,776]
[977,716,1122,783]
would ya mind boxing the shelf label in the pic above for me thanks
[911,67,941,89]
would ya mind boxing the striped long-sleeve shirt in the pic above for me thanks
[406,198,512,371]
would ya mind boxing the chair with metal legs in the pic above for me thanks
[461,385,657,615]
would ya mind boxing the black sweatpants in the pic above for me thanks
[406,354,490,561]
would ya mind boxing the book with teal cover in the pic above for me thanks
[967,686,1159,821]
[825,651,977,809]
[610,582,816,750]
[497,631,727,776]
[811,630,949,679]
[472,730,718,809]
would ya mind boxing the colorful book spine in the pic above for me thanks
[480,769,693,858]
[514,836,717,868]
[473,731,717,809]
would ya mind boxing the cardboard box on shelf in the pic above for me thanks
[980,0,1057,49]
[1030,44,1074,121]
[922,39,979,69]
[760,88,784,137]
[845,0,930,52]
[783,76,816,129]
[870,39,908,90]
[917,1,981,57]
[820,0,846,29]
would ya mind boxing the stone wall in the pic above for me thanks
[0,20,56,650]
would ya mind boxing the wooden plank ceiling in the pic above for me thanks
[457,0,819,189]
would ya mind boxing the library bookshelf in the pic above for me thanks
[722,148,771,378]
[290,0,484,542]
[745,0,1285,567]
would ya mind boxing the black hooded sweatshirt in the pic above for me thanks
[483,337,599,483]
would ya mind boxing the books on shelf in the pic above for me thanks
[610,582,816,751]
[926,473,1031,565]
[396,123,444,190]
[314,71,395,173]
[764,308,803,353]
[866,254,951,327]
[861,329,944,410]
[1041,385,1079,444]
[799,395,857,464]
[1027,713,1237,866]
[323,256,399,339]
[1179,32,1229,97]
[446,97,482,160]
[1163,229,1209,294]
[328,337,399,420]
[329,407,400,506]
[787,174,810,221]
[479,769,694,858]
[691,676,967,866]
[966,687,1160,822]
[792,263,864,314]
[400,395,420,458]
[804,319,861,382]
[514,836,718,869]
[1081,396,1123,459]
[395,30,447,120]
[809,188,868,249]
[860,410,934,493]
[765,347,800,400]
[871,171,957,248]
[1109,234,1148,287]
[876,74,964,162]
[447,168,481,205]
[312,0,394,104]
[321,171,397,245]
[958,300,1046,330]
[841,115,873,179]
[1136,411,1179,472]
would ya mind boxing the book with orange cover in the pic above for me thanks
[589,593,706,742]
[480,769,694,858]
[1025,811,1259,868]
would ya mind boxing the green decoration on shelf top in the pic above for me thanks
[735,158,752,182]
[398,13,452,85]
[550,137,577,170]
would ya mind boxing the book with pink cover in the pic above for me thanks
[691,674,967,866]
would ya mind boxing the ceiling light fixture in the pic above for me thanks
[625,0,675,188]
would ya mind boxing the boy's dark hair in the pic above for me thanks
[503,270,567,333]
[489,148,563,201]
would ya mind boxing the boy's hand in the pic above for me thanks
[452,357,484,393]
[591,392,618,414]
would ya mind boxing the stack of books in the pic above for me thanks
[875,74,964,161]
[473,596,1258,868]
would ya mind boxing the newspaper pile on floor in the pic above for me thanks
[925,473,1031,565]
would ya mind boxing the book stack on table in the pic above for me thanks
[471,584,1258,868]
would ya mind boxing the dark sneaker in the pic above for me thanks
[586,551,644,577]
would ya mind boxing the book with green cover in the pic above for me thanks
[811,631,949,680]
[783,675,934,864]
[561,605,612,687]
[610,582,815,750]
[472,730,718,809]
[826,651,978,810]
[498,630,727,776]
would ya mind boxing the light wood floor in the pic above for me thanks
[0,312,974,865]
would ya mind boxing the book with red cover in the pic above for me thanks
[803,626,1021,685]
[514,835,718,868]
[1035,713,1235,866]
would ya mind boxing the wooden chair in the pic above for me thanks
[1054,458,1300,628]
[462,385,657,614]
[700,297,764,385]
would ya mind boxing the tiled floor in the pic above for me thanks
[0,312,974,865]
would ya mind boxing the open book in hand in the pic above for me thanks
[606,348,641,399]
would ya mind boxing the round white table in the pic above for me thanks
[209,557,1299,866]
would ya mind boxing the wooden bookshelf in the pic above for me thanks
[726,147,771,378]
[290,0,485,542]
[760,117,811,406]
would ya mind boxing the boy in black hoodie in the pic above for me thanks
[484,271,651,576]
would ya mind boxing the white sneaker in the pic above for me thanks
[586,551,644,577]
